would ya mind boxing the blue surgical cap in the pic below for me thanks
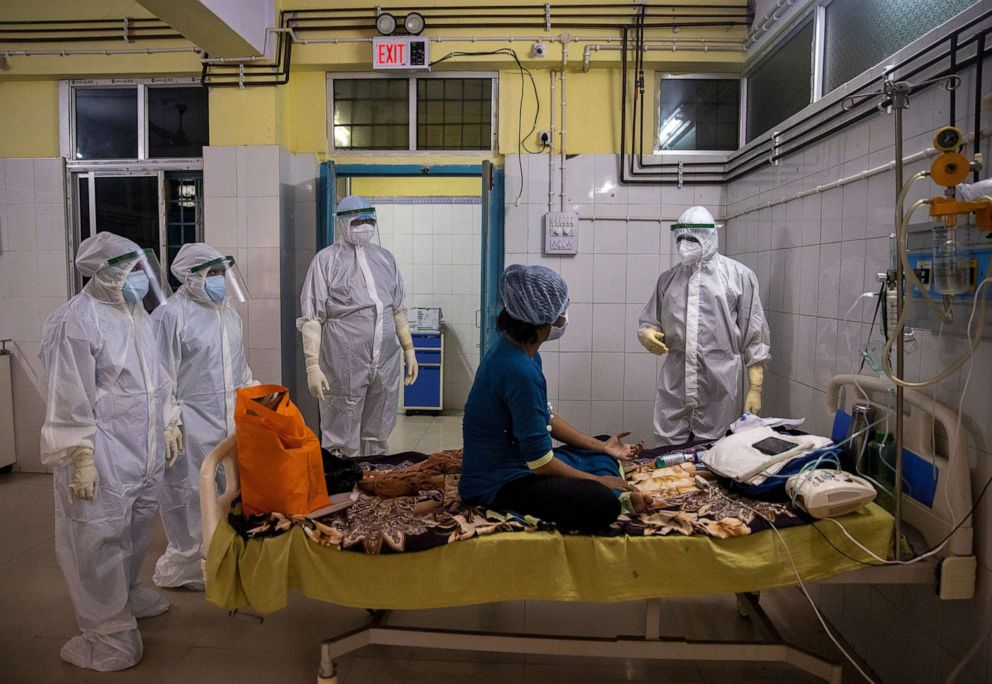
[499,264,568,326]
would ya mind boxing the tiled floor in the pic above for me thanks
[0,414,864,683]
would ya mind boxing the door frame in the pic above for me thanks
[317,161,504,356]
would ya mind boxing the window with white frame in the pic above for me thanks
[328,73,496,152]
[67,79,209,161]
[656,75,741,152]
[61,78,207,291]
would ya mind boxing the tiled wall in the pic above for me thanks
[0,158,67,473]
[375,198,482,410]
[724,60,992,684]
[203,145,317,419]
[504,153,724,444]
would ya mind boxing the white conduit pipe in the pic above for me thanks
[724,127,992,221]
[582,43,744,71]
[560,38,568,212]
[745,0,801,48]
[2,46,202,57]
[549,69,557,213]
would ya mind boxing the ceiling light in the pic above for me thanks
[404,12,425,36]
[376,12,397,36]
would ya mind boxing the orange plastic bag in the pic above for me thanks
[234,384,329,516]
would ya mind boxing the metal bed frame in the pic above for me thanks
[200,374,975,683]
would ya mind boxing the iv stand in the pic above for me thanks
[843,74,959,561]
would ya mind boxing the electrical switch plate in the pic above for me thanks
[543,211,579,255]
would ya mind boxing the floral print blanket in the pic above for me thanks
[228,446,809,555]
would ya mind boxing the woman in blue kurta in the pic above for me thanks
[460,265,644,532]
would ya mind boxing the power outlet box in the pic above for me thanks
[938,555,976,600]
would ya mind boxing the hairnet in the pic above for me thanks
[75,232,142,277]
[171,242,224,283]
[499,264,569,325]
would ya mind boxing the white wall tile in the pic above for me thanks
[838,240,867,321]
[245,248,281,299]
[558,352,592,401]
[33,158,63,206]
[2,204,36,252]
[558,302,592,352]
[627,221,661,254]
[625,254,659,305]
[245,146,281,197]
[590,400,625,436]
[623,352,657,401]
[413,234,433,264]
[557,400,591,433]
[203,146,238,197]
[247,298,282,349]
[591,304,626,352]
[245,195,280,248]
[593,220,627,254]
[412,205,433,234]
[590,352,624,401]
[621,400,655,444]
[563,155,595,205]
[592,253,627,303]
[560,252,594,304]
[816,241,841,318]
[593,154,627,206]
[5,158,35,205]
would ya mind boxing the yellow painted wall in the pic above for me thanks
[0,1,746,162]
[0,81,60,157]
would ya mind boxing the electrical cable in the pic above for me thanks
[702,482,879,684]
[430,47,541,204]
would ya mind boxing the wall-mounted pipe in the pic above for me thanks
[549,69,557,213]
[724,127,992,221]
[1,46,202,57]
[745,0,800,49]
[560,36,568,211]
[582,41,744,71]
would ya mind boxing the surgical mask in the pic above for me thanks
[122,271,149,304]
[348,222,374,245]
[678,239,704,263]
[205,274,227,303]
[547,311,569,341]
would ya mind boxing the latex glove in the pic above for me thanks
[395,310,419,386]
[637,326,668,355]
[69,447,99,502]
[744,364,764,415]
[164,423,184,468]
[301,319,330,399]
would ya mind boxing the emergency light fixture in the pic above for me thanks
[404,12,426,35]
[375,12,397,36]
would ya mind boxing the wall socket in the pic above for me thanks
[538,130,551,147]
[532,42,547,57]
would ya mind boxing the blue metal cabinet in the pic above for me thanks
[403,332,443,413]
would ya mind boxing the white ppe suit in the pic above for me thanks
[639,221,770,445]
[39,231,171,671]
[298,196,407,457]
[151,243,254,590]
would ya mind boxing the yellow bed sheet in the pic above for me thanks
[206,503,893,614]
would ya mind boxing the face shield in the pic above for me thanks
[337,206,378,246]
[106,248,173,310]
[188,255,251,303]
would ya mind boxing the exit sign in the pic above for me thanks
[372,37,430,70]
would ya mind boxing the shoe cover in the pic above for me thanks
[153,552,205,591]
[130,586,170,618]
[60,631,142,672]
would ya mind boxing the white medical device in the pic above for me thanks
[785,469,877,519]
[543,211,579,255]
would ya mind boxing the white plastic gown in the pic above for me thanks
[639,233,770,445]
[298,198,406,458]
[151,243,253,590]
[39,232,171,671]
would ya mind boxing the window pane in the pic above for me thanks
[658,78,740,151]
[93,176,159,250]
[332,78,408,150]
[148,86,209,158]
[825,0,974,94]
[746,19,814,142]
[416,78,494,150]
[164,172,203,289]
[77,176,91,240]
[74,88,138,160]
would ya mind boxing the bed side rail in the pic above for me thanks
[825,374,972,558]
[199,433,240,557]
